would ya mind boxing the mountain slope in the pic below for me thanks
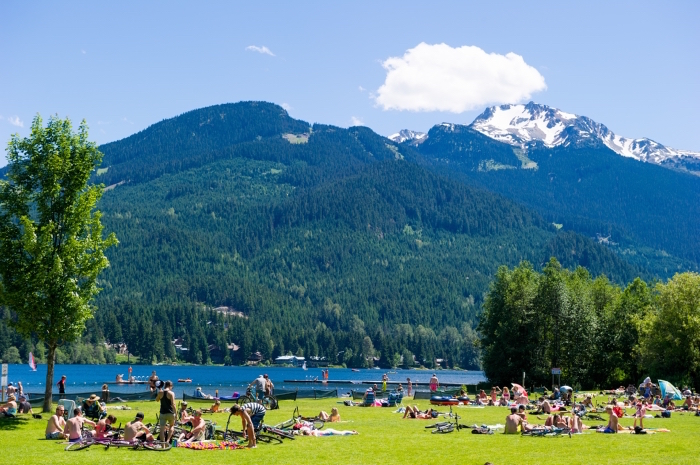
[408,122,700,275]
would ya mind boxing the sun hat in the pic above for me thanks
[88,394,100,401]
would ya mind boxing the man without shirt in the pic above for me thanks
[45,405,67,439]
[64,408,96,442]
[597,405,619,433]
[181,410,207,442]
[124,412,155,442]
[505,407,524,434]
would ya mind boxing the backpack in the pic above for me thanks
[661,410,671,418]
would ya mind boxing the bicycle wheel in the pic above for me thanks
[237,395,254,405]
[264,427,295,440]
[256,433,283,445]
[425,422,450,429]
[65,440,92,451]
[143,441,172,451]
[262,395,278,410]
[431,424,454,434]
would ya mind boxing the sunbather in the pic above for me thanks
[45,405,66,439]
[505,407,523,434]
[402,405,433,419]
[0,395,17,417]
[597,406,619,433]
[319,407,341,422]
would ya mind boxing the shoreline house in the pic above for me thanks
[274,355,305,367]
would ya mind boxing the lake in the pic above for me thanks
[4,364,486,398]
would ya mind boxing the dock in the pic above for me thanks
[283,379,471,388]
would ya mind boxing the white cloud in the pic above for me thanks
[375,43,547,113]
[81,49,86,55]
[245,45,275,56]
[281,103,292,112]
[358,86,366,92]
[122,117,134,125]
[7,116,24,127]
[350,116,364,126]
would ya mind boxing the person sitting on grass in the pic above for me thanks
[319,407,341,422]
[94,415,118,439]
[178,401,193,425]
[180,410,207,442]
[505,407,524,434]
[203,400,222,413]
[45,405,66,439]
[477,390,488,405]
[17,395,33,415]
[65,408,96,442]
[597,406,619,433]
[0,395,18,417]
[662,394,675,410]
[124,412,154,442]
[517,404,528,422]
[682,396,693,410]
[81,394,105,420]
[582,394,594,409]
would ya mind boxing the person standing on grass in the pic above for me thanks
[407,378,412,397]
[633,401,646,429]
[382,373,389,392]
[156,380,177,442]
[231,403,266,448]
[57,375,66,397]
[429,374,439,392]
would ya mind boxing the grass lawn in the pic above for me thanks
[2,396,698,465]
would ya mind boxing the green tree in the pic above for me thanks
[0,116,117,411]
[2,346,22,363]
[642,272,700,388]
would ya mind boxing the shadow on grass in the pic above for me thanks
[0,416,29,430]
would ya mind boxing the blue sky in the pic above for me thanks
[1,1,698,167]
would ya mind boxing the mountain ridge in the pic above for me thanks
[391,102,700,175]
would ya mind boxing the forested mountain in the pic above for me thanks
[409,123,700,277]
[1,101,695,370]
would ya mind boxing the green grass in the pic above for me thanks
[2,396,698,465]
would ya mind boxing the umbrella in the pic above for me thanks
[511,383,528,396]
[560,385,573,392]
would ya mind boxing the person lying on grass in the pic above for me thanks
[203,400,225,413]
[402,405,438,419]
[297,427,358,436]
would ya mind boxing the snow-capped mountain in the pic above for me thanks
[469,102,700,171]
[388,129,427,144]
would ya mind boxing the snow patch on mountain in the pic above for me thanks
[470,102,700,169]
[388,129,427,144]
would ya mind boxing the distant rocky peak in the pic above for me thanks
[388,129,427,144]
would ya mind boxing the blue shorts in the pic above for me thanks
[45,432,63,440]
[251,412,265,430]
[599,427,616,434]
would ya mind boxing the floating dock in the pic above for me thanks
[283,379,470,387]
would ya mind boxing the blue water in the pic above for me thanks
[6,364,485,397]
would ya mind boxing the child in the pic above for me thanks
[633,402,646,430]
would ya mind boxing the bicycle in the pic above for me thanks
[213,409,283,444]
[425,407,463,434]
[65,436,171,451]
[522,426,571,437]
[275,406,325,431]
[238,388,278,410]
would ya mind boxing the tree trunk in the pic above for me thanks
[43,344,56,412]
